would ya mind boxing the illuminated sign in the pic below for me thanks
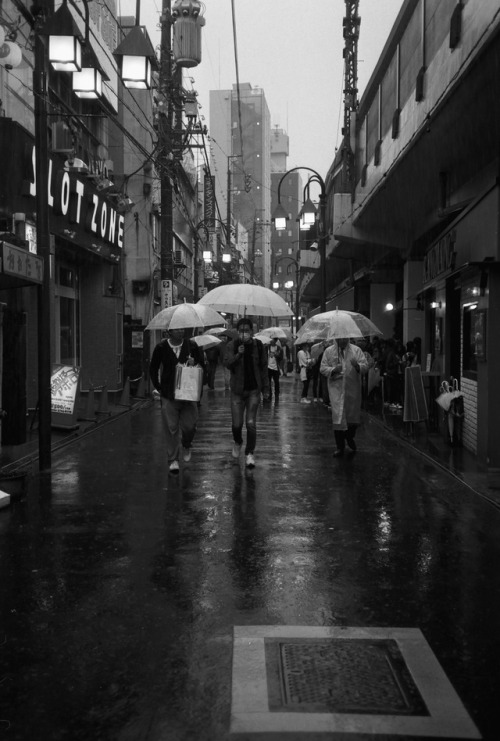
[24,146,124,252]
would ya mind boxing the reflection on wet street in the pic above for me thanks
[0,376,499,739]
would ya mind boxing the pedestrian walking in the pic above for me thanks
[150,327,205,474]
[224,317,270,468]
[320,337,368,456]
[204,344,220,389]
[267,337,283,401]
[297,342,314,403]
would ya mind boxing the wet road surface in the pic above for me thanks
[0,373,499,740]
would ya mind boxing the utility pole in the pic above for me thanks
[33,11,52,471]
[160,0,174,308]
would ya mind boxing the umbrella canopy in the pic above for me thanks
[190,334,222,351]
[310,341,327,361]
[197,284,293,318]
[327,310,382,340]
[203,326,227,336]
[259,326,290,340]
[295,309,382,344]
[254,332,272,345]
[145,303,226,331]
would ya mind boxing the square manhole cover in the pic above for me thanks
[265,637,429,715]
[230,626,481,737]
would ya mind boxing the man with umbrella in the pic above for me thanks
[320,335,369,457]
[150,326,205,474]
[224,317,270,468]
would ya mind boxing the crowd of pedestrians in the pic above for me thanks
[150,320,422,472]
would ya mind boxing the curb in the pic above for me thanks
[0,399,152,481]
[364,412,500,511]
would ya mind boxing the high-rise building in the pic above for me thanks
[210,83,271,286]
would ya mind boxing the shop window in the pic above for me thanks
[463,304,485,377]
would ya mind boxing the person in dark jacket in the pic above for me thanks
[224,317,269,468]
[150,327,205,474]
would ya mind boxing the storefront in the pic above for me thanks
[421,183,500,467]
[0,119,125,443]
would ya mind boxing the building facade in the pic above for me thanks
[0,2,156,444]
[323,0,500,470]
[210,83,272,287]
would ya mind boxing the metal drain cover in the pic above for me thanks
[265,637,429,715]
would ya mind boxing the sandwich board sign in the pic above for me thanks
[51,364,81,429]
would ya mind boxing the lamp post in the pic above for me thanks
[274,254,300,335]
[272,167,327,312]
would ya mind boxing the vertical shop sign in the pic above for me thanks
[161,279,173,309]
[204,175,215,229]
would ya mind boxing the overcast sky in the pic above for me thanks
[120,0,404,179]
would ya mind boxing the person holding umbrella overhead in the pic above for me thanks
[320,336,369,457]
[150,326,205,474]
[224,317,270,468]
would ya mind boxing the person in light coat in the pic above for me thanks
[320,337,369,456]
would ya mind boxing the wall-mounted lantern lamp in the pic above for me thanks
[113,25,157,90]
[384,302,394,312]
[430,301,442,309]
[202,250,212,262]
[42,1,83,72]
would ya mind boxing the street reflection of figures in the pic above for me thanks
[320,337,368,457]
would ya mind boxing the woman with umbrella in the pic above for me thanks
[320,312,375,456]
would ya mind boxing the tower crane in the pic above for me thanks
[341,1,361,193]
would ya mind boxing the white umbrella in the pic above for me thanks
[327,310,382,340]
[254,332,272,345]
[295,309,382,344]
[203,326,227,336]
[145,303,226,331]
[259,326,289,340]
[197,284,293,318]
[191,334,223,351]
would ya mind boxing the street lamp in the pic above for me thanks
[272,166,328,312]
[274,254,300,336]
[32,0,155,470]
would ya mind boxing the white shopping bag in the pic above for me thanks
[174,364,203,401]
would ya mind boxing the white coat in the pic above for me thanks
[320,341,368,429]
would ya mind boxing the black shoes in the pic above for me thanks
[333,448,344,457]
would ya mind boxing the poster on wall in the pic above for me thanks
[51,365,81,429]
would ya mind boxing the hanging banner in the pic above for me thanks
[204,174,215,229]
[51,364,81,429]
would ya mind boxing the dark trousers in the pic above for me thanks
[268,368,280,397]
[334,424,357,451]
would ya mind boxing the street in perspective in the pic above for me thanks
[0,371,498,740]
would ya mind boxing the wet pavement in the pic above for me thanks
[1,371,499,740]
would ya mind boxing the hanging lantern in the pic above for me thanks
[172,0,206,68]
[0,40,23,68]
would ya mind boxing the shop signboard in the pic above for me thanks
[51,364,81,429]
[1,241,43,284]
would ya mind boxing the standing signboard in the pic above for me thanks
[51,365,81,429]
